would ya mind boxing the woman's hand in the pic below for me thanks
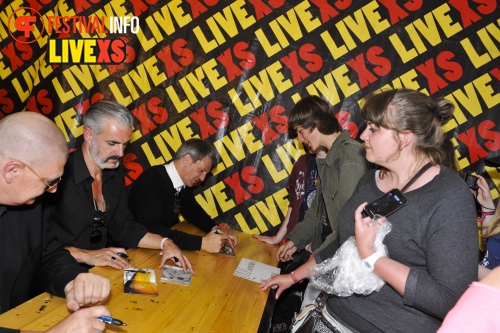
[259,274,295,299]
[354,203,385,259]
[475,174,495,211]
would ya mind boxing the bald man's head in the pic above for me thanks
[0,112,68,167]
[0,112,68,205]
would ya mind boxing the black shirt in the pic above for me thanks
[46,149,147,250]
[0,199,87,332]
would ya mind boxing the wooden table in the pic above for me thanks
[0,223,279,332]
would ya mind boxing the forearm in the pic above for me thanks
[292,255,317,281]
[372,257,410,296]
[137,233,163,249]
[274,208,292,243]
[65,246,90,264]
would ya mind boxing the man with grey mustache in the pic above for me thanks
[46,100,193,274]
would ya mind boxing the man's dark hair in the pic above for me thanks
[287,95,342,138]
[174,138,218,168]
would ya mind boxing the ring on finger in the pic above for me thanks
[111,256,116,261]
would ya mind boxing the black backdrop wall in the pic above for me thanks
[1,0,499,233]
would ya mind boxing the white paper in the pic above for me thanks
[233,258,280,283]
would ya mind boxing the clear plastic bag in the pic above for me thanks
[309,215,392,297]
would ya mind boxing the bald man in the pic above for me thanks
[0,112,111,333]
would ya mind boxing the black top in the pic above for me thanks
[46,149,148,250]
[0,200,87,333]
[128,165,216,251]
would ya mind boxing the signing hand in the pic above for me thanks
[158,239,195,275]
[276,240,297,262]
[64,273,110,311]
[202,230,229,253]
[46,305,110,333]
[68,246,131,269]
[259,274,295,299]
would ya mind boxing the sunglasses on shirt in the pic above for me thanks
[90,210,106,243]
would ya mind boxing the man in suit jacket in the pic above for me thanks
[128,138,237,253]
[0,112,111,333]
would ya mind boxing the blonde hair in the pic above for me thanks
[484,204,500,238]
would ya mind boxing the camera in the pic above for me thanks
[463,172,479,191]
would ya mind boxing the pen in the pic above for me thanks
[97,315,127,326]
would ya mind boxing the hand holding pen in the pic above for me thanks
[98,315,127,326]
[46,306,110,333]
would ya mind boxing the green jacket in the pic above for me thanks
[287,131,370,254]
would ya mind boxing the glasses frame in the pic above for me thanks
[24,164,62,191]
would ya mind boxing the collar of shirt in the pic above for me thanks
[0,205,6,217]
[165,162,185,192]
[71,149,117,185]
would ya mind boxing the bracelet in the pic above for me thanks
[482,211,495,216]
[290,271,300,284]
[212,225,222,231]
[159,237,170,255]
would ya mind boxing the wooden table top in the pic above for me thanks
[0,223,279,332]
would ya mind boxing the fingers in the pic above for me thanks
[158,241,194,274]
[259,277,287,299]
[355,202,372,227]
[88,248,131,269]
[253,235,273,245]
[282,247,296,261]
[67,273,111,310]
[182,254,195,275]
[47,306,111,333]
[275,245,285,261]
[227,234,238,248]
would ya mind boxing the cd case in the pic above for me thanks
[161,265,192,286]
[123,268,158,296]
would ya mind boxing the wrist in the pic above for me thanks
[361,252,383,272]
[159,237,170,255]
[290,271,303,284]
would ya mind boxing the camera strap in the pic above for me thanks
[401,162,432,193]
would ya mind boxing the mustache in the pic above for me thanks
[105,155,121,162]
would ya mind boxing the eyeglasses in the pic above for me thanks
[25,164,62,191]
[90,210,106,243]
[173,190,183,214]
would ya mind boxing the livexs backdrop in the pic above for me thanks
[0,0,499,234]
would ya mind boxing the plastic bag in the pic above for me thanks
[309,215,392,297]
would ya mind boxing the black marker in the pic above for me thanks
[97,315,127,326]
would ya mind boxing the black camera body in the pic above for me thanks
[464,172,479,191]
[363,188,408,218]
